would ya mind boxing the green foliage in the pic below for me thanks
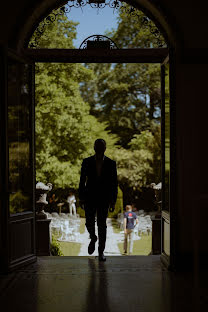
[114,147,153,191]
[29,9,78,49]
[34,10,118,189]
[50,234,63,256]
[111,4,166,49]
[10,191,30,214]
[130,125,161,184]
[80,5,163,148]
[9,142,30,188]
[108,186,123,218]
[81,62,161,148]
[76,206,85,218]
[79,5,162,190]
[32,6,162,203]
[114,127,161,191]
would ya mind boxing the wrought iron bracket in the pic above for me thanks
[79,35,118,49]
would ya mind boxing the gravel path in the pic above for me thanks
[78,218,123,256]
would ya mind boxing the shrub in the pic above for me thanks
[50,234,63,256]
[76,206,85,218]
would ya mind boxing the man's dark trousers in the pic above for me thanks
[85,200,109,255]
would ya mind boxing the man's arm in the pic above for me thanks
[110,161,118,205]
[123,217,127,234]
[78,159,87,204]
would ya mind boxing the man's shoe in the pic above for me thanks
[88,236,97,255]
[98,253,106,261]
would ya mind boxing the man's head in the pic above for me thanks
[126,205,132,211]
[94,139,106,157]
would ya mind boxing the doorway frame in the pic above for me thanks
[24,45,176,270]
[0,47,37,272]
[0,45,177,270]
[1,0,179,271]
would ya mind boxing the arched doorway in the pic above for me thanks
[1,0,177,272]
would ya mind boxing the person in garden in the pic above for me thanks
[123,205,138,255]
[79,138,118,261]
[49,193,58,212]
[67,191,77,216]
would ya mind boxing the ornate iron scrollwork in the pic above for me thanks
[29,6,70,48]
[29,1,166,48]
[120,5,165,47]
[68,0,120,9]
[79,35,118,49]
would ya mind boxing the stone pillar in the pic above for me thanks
[151,214,161,255]
[35,181,53,255]
[35,219,51,256]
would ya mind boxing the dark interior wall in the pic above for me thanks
[0,0,208,48]
[158,0,208,49]
[0,2,27,45]
[175,64,201,256]
[190,64,208,256]
[174,62,208,261]
[0,0,208,266]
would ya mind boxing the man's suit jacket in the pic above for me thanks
[79,155,118,205]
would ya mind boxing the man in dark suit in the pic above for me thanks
[79,138,118,261]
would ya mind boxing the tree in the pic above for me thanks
[114,126,161,205]
[31,6,162,207]
[33,9,118,189]
[80,5,163,148]
[109,4,164,133]
[110,4,166,49]
[81,62,161,148]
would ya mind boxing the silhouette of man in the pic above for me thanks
[79,139,118,261]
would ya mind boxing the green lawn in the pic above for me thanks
[118,234,152,255]
[79,217,86,234]
[58,218,86,256]
[58,241,81,256]
[57,217,152,256]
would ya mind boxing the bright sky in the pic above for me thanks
[66,5,119,48]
